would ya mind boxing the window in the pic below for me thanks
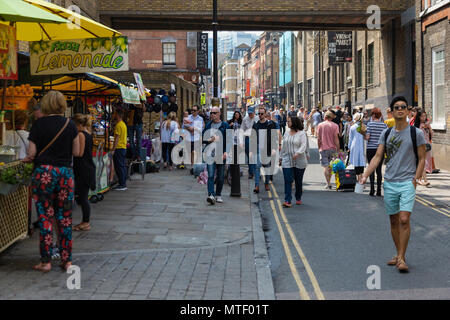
[298,82,303,103]
[367,43,374,85]
[357,49,363,87]
[163,43,176,65]
[327,67,330,92]
[332,66,337,94]
[432,47,445,128]
[340,65,345,92]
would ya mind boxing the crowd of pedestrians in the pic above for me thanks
[22,89,438,275]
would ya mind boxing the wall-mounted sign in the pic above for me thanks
[30,36,129,75]
[0,25,18,80]
[197,32,209,75]
[328,32,352,64]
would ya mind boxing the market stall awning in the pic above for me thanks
[32,73,140,100]
[13,0,121,41]
[33,73,120,95]
[0,0,68,24]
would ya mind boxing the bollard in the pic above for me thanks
[230,144,241,197]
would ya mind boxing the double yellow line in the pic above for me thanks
[267,182,325,300]
[416,195,450,218]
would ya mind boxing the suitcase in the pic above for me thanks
[336,169,356,191]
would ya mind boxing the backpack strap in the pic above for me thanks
[410,125,418,167]
[384,127,393,151]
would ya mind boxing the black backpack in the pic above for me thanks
[384,125,418,166]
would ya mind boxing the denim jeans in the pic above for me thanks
[128,124,143,158]
[113,149,127,187]
[253,154,270,187]
[282,167,306,203]
[207,163,225,197]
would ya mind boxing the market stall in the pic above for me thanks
[0,0,123,253]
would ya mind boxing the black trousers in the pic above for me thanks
[162,142,175,166]
[75,182,91,223]
[366,148,383,192]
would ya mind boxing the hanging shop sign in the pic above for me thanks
[30,36,129,76]
[133,73,146,101]
[197,32,210,76]
[328,32,352,64]
[119,84,140,105]
[0,24,18,80]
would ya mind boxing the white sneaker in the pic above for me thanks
[215,196,223,203]
[207,195,216,205]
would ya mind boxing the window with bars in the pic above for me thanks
[332,66,337,94]
[163,43,176,65]
[327,67,330,92]
[366,43,374,85]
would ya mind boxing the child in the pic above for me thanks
[73,114,96,231]
[183,111,192,127]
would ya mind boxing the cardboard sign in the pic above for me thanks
[30,36,129,75]
[0,25,18,80]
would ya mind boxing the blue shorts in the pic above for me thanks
[383,180,416,215]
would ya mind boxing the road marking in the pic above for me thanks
[268,199,311,300]
[270,182,326,300]
[415,197,450,218]
[416,195,450,214]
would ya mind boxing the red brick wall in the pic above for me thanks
[120,31,197,71]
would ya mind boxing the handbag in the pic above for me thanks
[425,143,432,152]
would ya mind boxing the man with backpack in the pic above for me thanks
[360,96,426,273]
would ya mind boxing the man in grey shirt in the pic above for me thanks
[360,96,426,273]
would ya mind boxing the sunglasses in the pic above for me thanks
[211,111,219,114]
[393,105,408,110]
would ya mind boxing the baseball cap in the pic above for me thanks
[248,107,255,114]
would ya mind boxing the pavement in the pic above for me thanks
[0,165,275,300]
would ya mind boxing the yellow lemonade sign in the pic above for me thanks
[30,37,129,75]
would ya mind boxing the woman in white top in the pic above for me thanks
[348,113,366,180]
[280,116,309,208]
[5,110,29,160]
[160,112,179,170]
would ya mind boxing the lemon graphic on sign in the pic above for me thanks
[104,39,112,51]
[92,40,99,51]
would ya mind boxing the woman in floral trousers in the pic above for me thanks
[25,91,80,272]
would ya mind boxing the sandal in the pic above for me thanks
[33,262,51,273]
[73,223,91,231]
[387,256,398,266]
[60,262,72,271]
[396,258,409,273]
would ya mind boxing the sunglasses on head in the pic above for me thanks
[393,104,408,110]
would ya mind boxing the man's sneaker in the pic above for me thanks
[215,196,223,203]
[113,186,127,191]
[325,184,332,190]
[207,195,216,205]
[296,200,302,205]
[190,168,194,175]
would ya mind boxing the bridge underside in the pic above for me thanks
[100,11,401,31]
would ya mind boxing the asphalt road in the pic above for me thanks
[258,136,450,300]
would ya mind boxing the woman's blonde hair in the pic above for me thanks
[73,113,92,127]
[40,90,67,115]
[164,112,177,129]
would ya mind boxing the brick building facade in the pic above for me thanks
[416,0,450,171]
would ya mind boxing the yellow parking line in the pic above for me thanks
[416,197,450,218]
[270,182,325,300]
[269,199,311,300]
[416,195,450,214]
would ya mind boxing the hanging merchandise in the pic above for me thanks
[162,103,170,113]
[0,84,33,110]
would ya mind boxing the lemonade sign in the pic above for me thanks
[0,25,18,80]
[30,36,129,75]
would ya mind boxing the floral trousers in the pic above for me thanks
[31,165,74,264]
